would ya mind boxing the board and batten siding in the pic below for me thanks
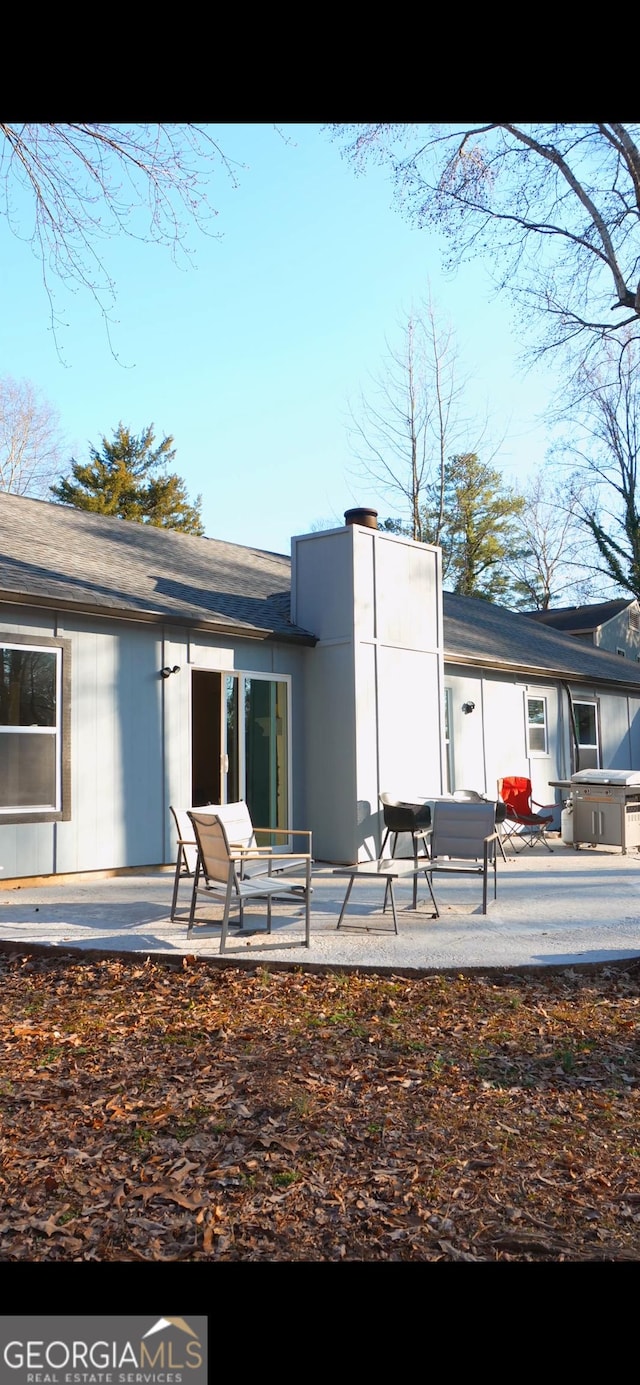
[0,608,166,876]
[292,523,445,863]
[445,666,640,810]
[444,667,564,806]
[0,605,309,880]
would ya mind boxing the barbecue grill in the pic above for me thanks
[566,769,640,853]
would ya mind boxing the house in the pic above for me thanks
[3,492,640,879]
[524,598,640,660]
[0,493,447,872]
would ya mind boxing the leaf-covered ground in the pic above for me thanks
[1,949,640,1262]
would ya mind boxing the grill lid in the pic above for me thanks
[570,769,640,785]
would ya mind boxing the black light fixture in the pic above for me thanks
[160,665,181,679]
[462,700,475,714]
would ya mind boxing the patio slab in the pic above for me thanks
[1,838,640,974]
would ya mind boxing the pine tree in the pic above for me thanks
[51,423,204,534]
[423,453,525,602]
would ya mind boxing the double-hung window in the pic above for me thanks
[0,637,69,819]
[573,699,600,771]
[526,695,548,755]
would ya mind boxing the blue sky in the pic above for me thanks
[0,123,562,556]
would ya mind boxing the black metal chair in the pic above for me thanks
[379,793,432,907]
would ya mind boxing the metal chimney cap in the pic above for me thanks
[344,507,378,529]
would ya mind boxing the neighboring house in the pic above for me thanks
[524,599,640,661]
[3,492,640,879]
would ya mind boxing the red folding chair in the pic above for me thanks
[497,776,554,852]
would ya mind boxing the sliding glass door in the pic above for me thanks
[191,670,290,829]
[244,677,289,830]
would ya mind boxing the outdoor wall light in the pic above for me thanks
[160,665,181,679]
[462,700,476,714]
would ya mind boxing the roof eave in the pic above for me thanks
[0,588,317,647]
[444,649,640,692]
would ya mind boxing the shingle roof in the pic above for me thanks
[0,493,315,644]
[523,599,633,635]
[443,590,640,689]
[2,494,640,688]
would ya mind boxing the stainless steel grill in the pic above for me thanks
[568,770,640,852]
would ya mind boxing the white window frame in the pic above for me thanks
[446,684,454,792]
[573,697,601,770]
[444,686,453,792]
[526,693,548,757]
[0,642,62,815]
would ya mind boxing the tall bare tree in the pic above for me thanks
[0,376,66,498]
[346,293,485,540]
[557,335,640,600]
[501,472,609,609]
[329,124,640,363]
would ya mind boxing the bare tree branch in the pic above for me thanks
[552,333,640,599]
[345,291,489,540]
[0,123,245,356]
[500,471,609,608]
[328,123,640,363]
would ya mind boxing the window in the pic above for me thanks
[526,695,548,755]
[0,643,62,813]
[573,699,600,770]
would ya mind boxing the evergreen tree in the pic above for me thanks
[423,453,525,602]
[379,516,411,536]
[51,423,204,534]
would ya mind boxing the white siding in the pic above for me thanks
[294,524,444,862]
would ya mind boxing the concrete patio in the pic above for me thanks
[1,837,640,974]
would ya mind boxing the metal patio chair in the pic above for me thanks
[379,794,432,859]
[170,801,311,920]
[379,793,433,908]
[170,805,207,922]
[170,803,257,921]
[186,810,312,953]
[428,800,500,914]
[453,788,508,862]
